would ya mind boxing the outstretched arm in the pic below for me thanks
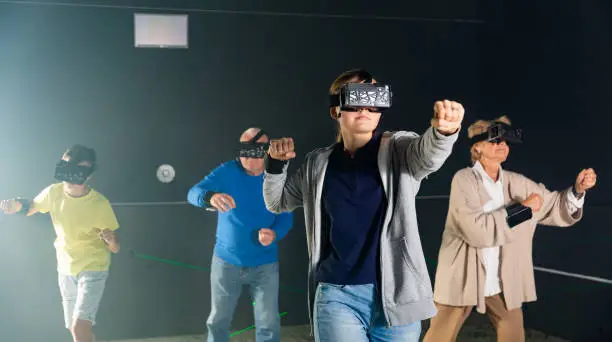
[536,168,596,226]
[397,100,463,181]
[1,184,55,216]
[0,198,34,215]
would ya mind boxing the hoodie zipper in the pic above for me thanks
[380,228,391,328]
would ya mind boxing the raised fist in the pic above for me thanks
[0,199,22,215]
[268,137,296,161]
[431,100,464,135]
[575,168,597,194]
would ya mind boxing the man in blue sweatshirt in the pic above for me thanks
[187,127,293,342]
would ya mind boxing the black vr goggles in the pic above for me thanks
[471,121,523,144]
[237,130,269,159]
[54,160,96,185]
[329,72,392,113]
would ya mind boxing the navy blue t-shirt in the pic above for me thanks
[315,133,387,285]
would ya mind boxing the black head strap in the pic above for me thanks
[249,130,266,143]
[329,69,373,107]
[470,121,503,143]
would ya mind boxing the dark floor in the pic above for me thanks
[106,314,570,342]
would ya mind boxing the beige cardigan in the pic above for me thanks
[432,167,583,313]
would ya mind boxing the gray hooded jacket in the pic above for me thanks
[263,127,458,331]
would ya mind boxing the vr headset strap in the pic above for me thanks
[249,130,266,144]
[328,70,373,108]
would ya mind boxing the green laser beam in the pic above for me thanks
[132,251,305,293]
[132,251,439,291]
[229,312,288,337]
[132,252,290,338]
[132,252,211,272]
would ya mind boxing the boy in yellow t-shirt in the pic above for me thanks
[0,144,119,342]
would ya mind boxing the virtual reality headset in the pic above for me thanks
[54,160,96,184]
[237,130,269,159]
[329,82,393,113]
[471,121,523,144]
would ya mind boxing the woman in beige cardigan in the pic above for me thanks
[423,116,597,342]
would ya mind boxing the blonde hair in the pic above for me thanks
[467,115,511,164]
[329,69,373,143]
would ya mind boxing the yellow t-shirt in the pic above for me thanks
[32,183,120,276]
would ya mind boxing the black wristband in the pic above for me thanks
[15,198,31,215]
[505,203,533,228]
[571,186,583,197]
[202,192,217,207]
[264,154,288,174]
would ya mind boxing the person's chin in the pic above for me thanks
[246,166,264,174]
[351,124,376,132]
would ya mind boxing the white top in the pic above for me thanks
[472,161,584,297]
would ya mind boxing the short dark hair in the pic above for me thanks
[63,144,97,168]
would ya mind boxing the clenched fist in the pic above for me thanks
[258,228,276,246]
[0,199,21,214]
[95,228,117,244]
[431,100,464,135]
[210,193,236,213]
[521,193,543,212]
[94,228,120,253]
[575,168,597,194]
[268,137,296,161]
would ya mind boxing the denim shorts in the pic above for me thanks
[58,271,108,329]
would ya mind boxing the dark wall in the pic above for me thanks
[0,1,609,341]
[481,0,612,202]
[0,1,485,341]
[476,1,612,341]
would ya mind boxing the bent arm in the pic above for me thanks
[532,182,583,227]
[187,164,228,209]
[270,211,294,241]
[449,173,531,248]
[263,156,305,214]
[98,200,120,253]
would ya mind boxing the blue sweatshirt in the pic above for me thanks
[187,160,293,267]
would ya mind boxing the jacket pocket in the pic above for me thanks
[400,241,429,288]
[389,238,431,304]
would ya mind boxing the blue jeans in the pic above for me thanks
[314,283,421,342]
[207,255,280,342]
